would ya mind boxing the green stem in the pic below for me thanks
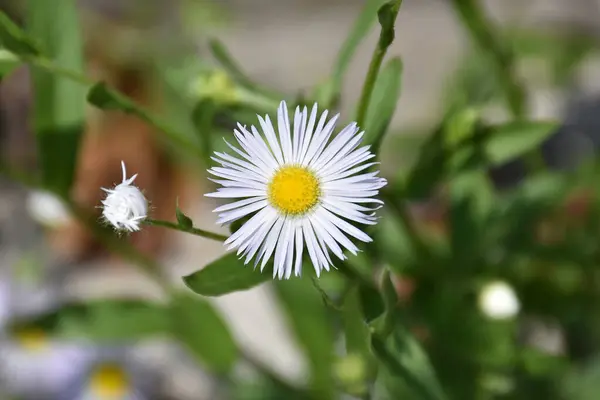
[450,0,526,119]
[24,56,203,158]
[355,0,403,127]
[144,218,228,242]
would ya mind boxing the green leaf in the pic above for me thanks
[343,286,372,357]
[183,253,271,296]
[0,10,40,57]
[27,0,86,195]
[403,123,446,199]
[364,57,403,153]
[0,49,19,79]
[274,277,336,399]
[170,293,238,373]
[371,322,447,400]
[175,199,193,230]
[192,99,216,164]
[359,282,385,323]
[342,286,377,394]
[484,121,558,165]
[9,299,169,342]
[330,0,389,98]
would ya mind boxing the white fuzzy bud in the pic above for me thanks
[101,161,147,232]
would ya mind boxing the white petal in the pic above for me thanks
[320,208,372,243]
[273,219,292,279]
[292,106,302,163]
[277,101,293,163]
[250,125,281,169]
[298,103,319,164]
[258,114,285,165]
[322,162,379,182]
[302,113,339,166]
[310,215,346,261]
[310,123,359,170]
[217,199,268,225]
[314,208,359,255]
[208,178,265,190]
[225,206,272,246]
[294,226,304,277]
[256,217,285,271]
[214,196,267,213]
[205,188,266,198]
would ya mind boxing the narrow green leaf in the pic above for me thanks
[27,0,86,195]
[9,299,169,342]
[175,199,193,230]
[192,99,216,165]
[0,49,19,79]
[403,123,446,200]
[274,277,336,399]
[183,253,271,296]
[331,0,389,96]
[342,285,377,393]
[484,121,558,166]
[371,322,447,400]
[170,293,238,373]
[359,283,385,323]
[0,10,40,57]
[373,269,399,337]
[343,286,371,356]
[363,57,403,152]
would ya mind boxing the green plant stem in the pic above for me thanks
[450,0,546,173]
[450,0,525,118]
[355,0,403,127]
[23,55,203,157]
[144,218,228,242]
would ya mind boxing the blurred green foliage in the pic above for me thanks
[2,0,600,399]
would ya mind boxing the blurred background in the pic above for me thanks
[4,0,600,399]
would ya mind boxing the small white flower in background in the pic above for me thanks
[206,100,386,279]
[61,348,160,400]
[0,327,93,399]
[478,280,520,320]
[26,190,71,228]
[101,161,148,232]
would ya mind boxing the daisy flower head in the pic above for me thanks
[206,101,386,279]
[101,161,148,233]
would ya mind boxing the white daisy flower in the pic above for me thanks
[61,347,160,400]
[26,190,72,228]
[206,101,386,279]
[0,328,93,399]
[101,161,148,232]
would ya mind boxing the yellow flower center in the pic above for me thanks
[14,327,49,352]
[268,166,321,215]
[89,363,130,398]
